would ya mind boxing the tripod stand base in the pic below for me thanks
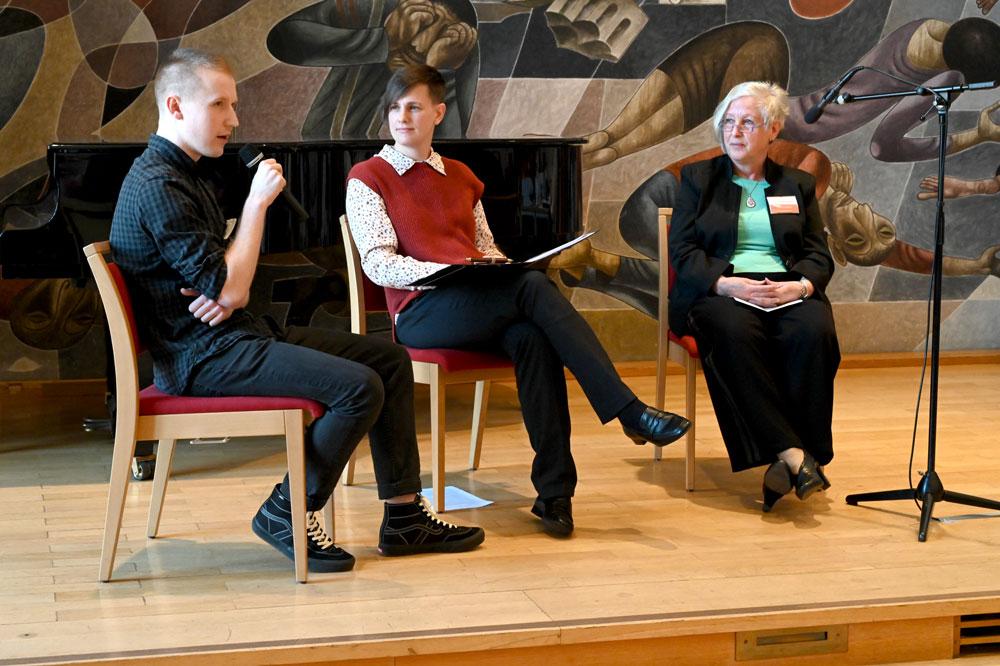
[846,471,1000,541]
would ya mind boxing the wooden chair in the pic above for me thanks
[653,141,832,490]
[654,207,700,491]
[339,217,516,511]
[85,241,327,583]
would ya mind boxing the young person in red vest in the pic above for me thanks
[345,65,691,537]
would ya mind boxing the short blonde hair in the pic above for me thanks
[153,48,233,110]
[711,81,789,145]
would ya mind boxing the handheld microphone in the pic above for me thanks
[238,144,309,221]
[804,65,864,125]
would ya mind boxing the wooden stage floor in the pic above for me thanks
[3,363,1000,665]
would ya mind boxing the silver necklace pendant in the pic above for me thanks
[744,180,762,208]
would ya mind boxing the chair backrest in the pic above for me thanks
[657,208,674,327]
[84,241,141,415]
[662,139,832,198]
[339,215,389,335]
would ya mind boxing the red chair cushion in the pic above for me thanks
[139,385,325,419]
[107,262,145,355]
[404,347,513,374]
[668,331,700,359]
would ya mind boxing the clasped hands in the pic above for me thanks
[384,0,477,70]
[714,276,805,308]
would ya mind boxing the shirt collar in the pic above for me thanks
[148,133,200,175]
[378,144,447,176]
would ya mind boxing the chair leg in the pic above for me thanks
[655,208,670,462]
[654,341,669,463]
[468,380,490,470]
[341,445,358,486]
[146,438,177,538]
[99,417,138,582]
[684,360,697,492]
[429,370,446,512]
[655,341,668,414]
[322,495,335,542]
[284,410,309,583]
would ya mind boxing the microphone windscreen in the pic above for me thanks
[238,144,263,168]
[803,105,823,125]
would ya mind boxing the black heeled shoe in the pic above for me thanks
[762,461,793,513]
[817,465,831,491]
[794,453,825,500]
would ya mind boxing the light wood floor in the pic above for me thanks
[2,363,1000,665]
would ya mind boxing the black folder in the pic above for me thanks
[407,231,596,288]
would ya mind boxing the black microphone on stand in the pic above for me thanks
[804,65,865,124]
[238,144,309,221]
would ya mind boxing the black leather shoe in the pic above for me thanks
[762,461,794,513]
[622,407,691,446]
[531,497,574,537]
[795,453,825,500]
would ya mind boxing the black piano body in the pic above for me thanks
[0,139,583,478]
[1,139,583,282]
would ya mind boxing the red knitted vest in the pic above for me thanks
[348,155,486,317]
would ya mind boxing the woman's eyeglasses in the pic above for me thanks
[721,117,760,133]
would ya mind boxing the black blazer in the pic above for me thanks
[667,154,833,335]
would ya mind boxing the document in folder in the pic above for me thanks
[407,231,597,288]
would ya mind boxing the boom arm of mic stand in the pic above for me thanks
[837,79,997,105]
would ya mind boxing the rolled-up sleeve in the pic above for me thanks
[142,177,229,300]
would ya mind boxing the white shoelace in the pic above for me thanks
[305,511,336,549]
[418,496,458,529]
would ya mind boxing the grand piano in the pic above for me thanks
[1,139,583,279]
[0,138,584,477]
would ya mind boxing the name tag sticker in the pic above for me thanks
[767,196,799,214]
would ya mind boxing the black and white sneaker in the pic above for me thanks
[251,484,355,572]
[378,494,485,556]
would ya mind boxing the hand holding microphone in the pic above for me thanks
[248,157,285,208]
[238,144,310,220]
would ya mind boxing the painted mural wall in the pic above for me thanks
[0,0,998,381]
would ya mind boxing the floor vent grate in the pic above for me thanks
[958,613,1000,656]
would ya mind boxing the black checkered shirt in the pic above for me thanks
[110,134,272,394]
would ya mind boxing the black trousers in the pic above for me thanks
[395,269,636,499]
[187,326,422,509]
[688,290,840,472]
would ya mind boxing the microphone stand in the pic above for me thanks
[842,78,1000,541]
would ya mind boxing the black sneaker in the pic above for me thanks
[378,495,485,556]
[531,496,574,537]
[251,484,355,573]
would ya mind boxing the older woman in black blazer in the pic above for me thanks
[669,81,840,511]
